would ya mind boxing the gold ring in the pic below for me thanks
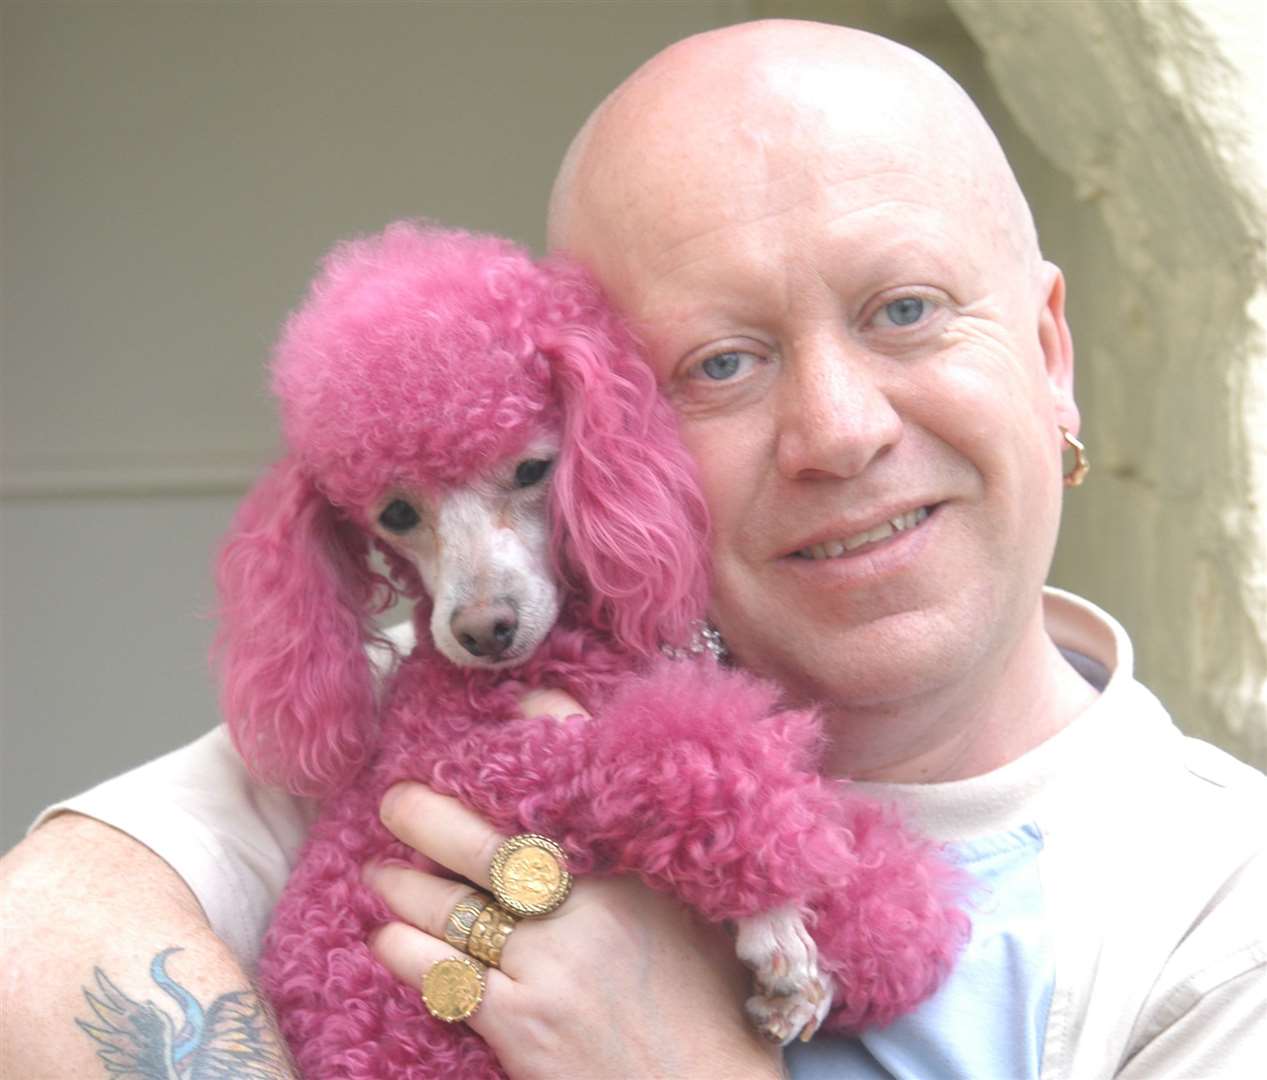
[421,956,486,1023]
[466,901,517,967]
[443,891,492,952]
[489,833,572,917]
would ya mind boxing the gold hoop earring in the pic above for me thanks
[1061,427,1090,487]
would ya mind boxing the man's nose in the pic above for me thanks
[774,337,902,480]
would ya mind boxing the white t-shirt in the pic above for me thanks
[38,591,1267,1078]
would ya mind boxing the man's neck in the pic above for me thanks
[819,608,1100,784]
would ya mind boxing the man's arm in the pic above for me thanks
[0,813,297,1079]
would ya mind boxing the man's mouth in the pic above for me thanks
[791,507,931,560]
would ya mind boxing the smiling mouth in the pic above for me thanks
[791,506,932,560]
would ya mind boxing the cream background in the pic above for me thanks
[3,0,1264,850]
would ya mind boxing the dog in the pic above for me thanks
[214,222,968,1078]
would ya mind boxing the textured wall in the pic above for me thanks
[951,0,1267,767]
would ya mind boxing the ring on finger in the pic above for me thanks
[421,956,486,1023]
[489,833,572,917]
[443,891,492,952]
[466,900,517,967]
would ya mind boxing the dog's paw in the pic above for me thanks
[735,906,833,1044]
[745,983,830,1046]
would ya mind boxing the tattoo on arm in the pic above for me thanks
[75,947,293,1078]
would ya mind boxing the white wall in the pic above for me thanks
[0,0,744,847]
[1,495,240,841]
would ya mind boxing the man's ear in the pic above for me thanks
[1037,261,1080,433]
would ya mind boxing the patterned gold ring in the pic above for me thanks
[489,833,572,917]
[421,956,486,1023]
[443,891,493,952]
[466,901,517,968]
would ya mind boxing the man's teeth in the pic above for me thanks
[797,507,929,559]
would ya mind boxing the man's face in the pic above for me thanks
[561,67,1077,713]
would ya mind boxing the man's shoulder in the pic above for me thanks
[1132,696,1267,847]
[1039,686,1267,1077]
[33,727,317,967]
[1047,674,1267,911]
[1178,733,1267,800]
[1121,739,1267,1071]
[1167,732,1267,874]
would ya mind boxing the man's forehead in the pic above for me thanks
[578,133,989,304]
[573,92,992,259]
[551,22,1033,279]
[627,211,980,337]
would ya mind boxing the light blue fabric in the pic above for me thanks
[786,824,1054,1080]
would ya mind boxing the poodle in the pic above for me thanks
[214,221,968,1079]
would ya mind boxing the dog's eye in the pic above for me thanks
[378,499,420,533]
[514,458,553,488]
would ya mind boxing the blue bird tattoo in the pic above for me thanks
[75,948,291,1078]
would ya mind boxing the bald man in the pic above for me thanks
[4,21,1265,1080]
[547,21,1092,781]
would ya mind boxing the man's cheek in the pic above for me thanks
[691,446,751,530]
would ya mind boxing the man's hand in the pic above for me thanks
[368,776,784,1080]
[362,679,781,1079]
[0,813,297,1079]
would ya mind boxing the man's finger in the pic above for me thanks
[379,783,506,891]
[369,919,517,1033]
[519,688,590,721]
[365,864,474,944]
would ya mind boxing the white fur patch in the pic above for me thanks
[735,906,833,1045]
[418,485,558,668]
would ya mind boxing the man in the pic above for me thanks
[3,21,1264,1079]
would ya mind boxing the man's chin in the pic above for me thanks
[725,607,971,710]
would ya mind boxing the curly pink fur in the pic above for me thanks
[214,222,969,1078]
[214,457,396,795]
[216,224,708,796]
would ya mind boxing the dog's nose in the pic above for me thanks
[451,602,518,659]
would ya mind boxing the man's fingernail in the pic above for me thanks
[380,782,408,824]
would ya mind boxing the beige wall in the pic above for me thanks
[2,0,742,495]
[3,0,1264,848]
[1,0,744,846]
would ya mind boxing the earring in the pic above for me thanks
[1061,427,1090,487]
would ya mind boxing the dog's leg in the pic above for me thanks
[493,658,967,1038]
[735,905,832,1044]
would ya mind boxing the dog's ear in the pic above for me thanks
[213,456,388,796]
[540,269,711,657]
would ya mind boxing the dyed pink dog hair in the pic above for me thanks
[214,223,708,797]
[214,224,970,1076]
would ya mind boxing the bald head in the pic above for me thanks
[548,20,1037,285]
[543,22,1081,744]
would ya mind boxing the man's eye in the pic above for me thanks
[692,351,756,381]
[378,499,420,533]
[880,297,927,327]
[514,458,553,488]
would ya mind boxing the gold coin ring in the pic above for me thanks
[421,956,486,1023]
[489,833,573,917]
[443,891,492,952]
[466,901,516,967]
